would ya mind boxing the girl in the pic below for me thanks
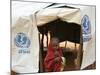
[44,37,65,72]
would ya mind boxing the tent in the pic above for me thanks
[12,1,96,73]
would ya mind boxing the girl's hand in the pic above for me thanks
[54,57,61,63]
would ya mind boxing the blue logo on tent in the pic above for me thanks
[14,33,30,48]
[82,15,91,42]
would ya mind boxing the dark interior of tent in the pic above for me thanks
[37,18,83,72]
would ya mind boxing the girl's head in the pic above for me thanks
[51,37,59,50]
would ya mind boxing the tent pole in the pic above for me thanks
[76,28,83,70]
[39,48,43,72]
[34,12,44,72]
[75,43,76,50]
[50,31,53,40]
[46,33,48,47]
[39,33,44,72]
[38,33,42,72]
[65,41,67,48]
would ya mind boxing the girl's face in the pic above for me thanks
[51,38,59,50]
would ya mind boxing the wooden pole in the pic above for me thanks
[75,43,76,50]
[46,33,48,47]
[65,41,67,48]
[76,28,83,70]
[39,33,44,72]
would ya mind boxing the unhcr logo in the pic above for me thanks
[81,15,91,42]
[14,33,31,54]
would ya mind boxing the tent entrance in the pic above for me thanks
[37,18,83,72]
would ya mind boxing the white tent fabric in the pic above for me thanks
[12,15,40,73]
[81,33,95,69]
[64,5,96,69]
[80,6,96,69]
[36,8,80,26]
[12,1,52,26]
[12,1,52,73]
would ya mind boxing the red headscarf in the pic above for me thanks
[44,42,62,72]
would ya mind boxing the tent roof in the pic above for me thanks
[36,4,81,26]
[36,4,81,43]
